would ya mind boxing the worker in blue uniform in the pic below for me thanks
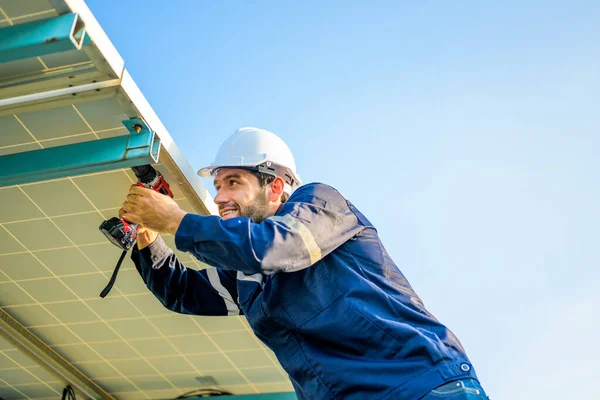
[120,127,488,399]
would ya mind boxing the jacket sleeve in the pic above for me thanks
[131,236,241,316]
[174,183,365,275]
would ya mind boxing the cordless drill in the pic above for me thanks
[99,164,174,250]
[98,164,173,298]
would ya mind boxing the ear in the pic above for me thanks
[268,177,285,203]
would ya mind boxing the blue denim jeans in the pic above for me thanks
[420,379,489,399]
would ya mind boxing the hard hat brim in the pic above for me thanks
[197,166,216,177]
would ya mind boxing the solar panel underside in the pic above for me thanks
[0,1,292,398]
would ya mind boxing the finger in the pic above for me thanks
[125,193,139,203]
[121,211,141,225]
[121,200,134,212]
[129,185,150,195]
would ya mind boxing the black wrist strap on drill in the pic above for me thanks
[61,385,75,400]
[99,250,128,298]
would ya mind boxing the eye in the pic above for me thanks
[229,180,239,186]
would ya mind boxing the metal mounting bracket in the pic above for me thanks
[0,13,86,64]
[0,118,161,187]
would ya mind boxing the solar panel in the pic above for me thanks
[0,329,73,399]
[0,0,293,398]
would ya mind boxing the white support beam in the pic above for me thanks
[0,78,120,108]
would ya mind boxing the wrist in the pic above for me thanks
[167,210,188,235]
[137,230,159,250]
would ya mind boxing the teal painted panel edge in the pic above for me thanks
[0,13,86,64]
[83,31,92,46]
[0,130,160,187]
[189,393,296,400]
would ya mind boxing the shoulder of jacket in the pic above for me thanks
[289,182,348,204]
[292,182,337,196]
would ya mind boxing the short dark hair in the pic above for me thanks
[249,170,289,203]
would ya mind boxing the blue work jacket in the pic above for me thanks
[132,183,478,399]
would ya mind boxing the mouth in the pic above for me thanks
[220,208,239,219]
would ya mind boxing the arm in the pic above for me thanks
[175,183,365,275]
[131,236,241,316]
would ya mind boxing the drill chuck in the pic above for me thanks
[131,164,156,184]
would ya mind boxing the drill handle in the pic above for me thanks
[136,170,174,198]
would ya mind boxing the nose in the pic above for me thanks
[214,188,228,206]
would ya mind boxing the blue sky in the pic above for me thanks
[87,1,600,397]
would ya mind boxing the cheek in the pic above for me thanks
[228,184,265,208]
[249,190,269,207]
[228,192,249,208]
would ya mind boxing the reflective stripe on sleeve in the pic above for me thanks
[269,215,322,265]
[237,271,264,286]
[206,267,240,316]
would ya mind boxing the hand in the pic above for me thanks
[135,224,159,250]
[118,185,187,235]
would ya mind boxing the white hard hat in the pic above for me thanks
[198,127,302,193]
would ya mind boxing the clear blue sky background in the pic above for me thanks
[86,1,599,398]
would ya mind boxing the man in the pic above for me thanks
[120,127,488,399]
